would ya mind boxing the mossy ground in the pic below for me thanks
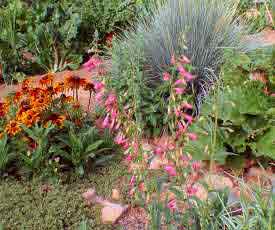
[0,163,127,230]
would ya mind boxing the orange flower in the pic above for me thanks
[0,102,6,117]
[83,82,95,92]
[45,114,66,128]
[18,109,39,127]
[5,120,21,136]
[31,96,51,110]
[53,82,65,94]
[61,95,74,103]
[39,73,54,86]
[22,78,33,93]
[65,75,87,90]
[14,91,23,103]
[0,132,4,139]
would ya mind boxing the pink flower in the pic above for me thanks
[102,115,110,128]
[175,87,185,95]
[115,133,127,145]
[184,72,195,81]
[129,175,136,186]
[175,108,182,117]
[125,154,132,163]
[167,198,177,211]
[271,93,275,97]
[179,55,191,64]
[163,72,171,81]
[182,103,193,110]
[186,185,198,197]
[178,65,187,76]
[164,165,177,176]
[171,55,176,65]
[178,65,194,81]
[95,91,104,105]
[177,122,187,133]
[154,147,165,156]
[83,56,103,71]
[192,161,202,171]
[94,81,105,92]
[187,133,198,141]
[175,78,186,85]
[184,114,193,123]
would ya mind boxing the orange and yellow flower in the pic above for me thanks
[5,120,21,136]
[18,109,40,127]
[39,73,54,87]
[65,75,87,90]
[53,82,65,94]
[45,114,66,128]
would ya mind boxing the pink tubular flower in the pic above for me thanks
[167,198,177,211]
[175,87,185,95]
[192,161,202,171]
[184,114,193,123]
[102,115,110,128]
[115,133,128,146]
[184,72,195,81]
[179,55,191,64]
[171,55,176,65]
[178,65,194,81]
[125,154,132,163]
[182,102,193,110]
[129,175,136,186]
[177,122,187,133]
[164,165,177,177]
[94,81,105,92]
[175,78,186,85]
[186,185,198,197]
[163,72,171,81]
[187,133,198,141]
[95,91,104,105]
[154,147,165,156]
[175,108,182,117]
[83,56,103,71]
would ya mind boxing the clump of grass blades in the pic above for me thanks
[112,0,250,114]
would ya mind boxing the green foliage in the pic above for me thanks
[54,127,117,176]
[146,180,275,230]
[185,48,275,162]
[0,0,142,84]
[0,134,14,173]
[25,1,83,72]
[20,123,55,174]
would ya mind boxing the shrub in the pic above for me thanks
[184,48,275,163]
[109,0,250,135]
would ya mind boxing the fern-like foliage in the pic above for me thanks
[112,0,251,114]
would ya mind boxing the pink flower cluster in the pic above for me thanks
[83,56,103,72]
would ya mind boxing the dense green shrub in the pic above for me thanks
[0,0,141,83]
[185,48,275,163]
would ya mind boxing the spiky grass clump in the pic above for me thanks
[112,0,249,114]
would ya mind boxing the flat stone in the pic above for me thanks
[204,174,234,191]
[101,204,128,224]
[112,189,121,201]
[193,183,208,201]
[82,188,97,206]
